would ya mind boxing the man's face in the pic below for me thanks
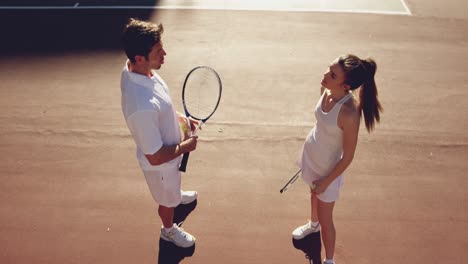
[146,41,166,70]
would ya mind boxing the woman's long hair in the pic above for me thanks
[338,54,383,132]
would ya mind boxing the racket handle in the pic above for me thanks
[179,152,190,172]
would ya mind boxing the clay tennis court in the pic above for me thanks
[1,1,467,263]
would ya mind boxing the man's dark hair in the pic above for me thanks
[122,18,164,63]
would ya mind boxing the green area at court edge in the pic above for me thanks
[0,0,159,7]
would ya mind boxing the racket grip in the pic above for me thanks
[179,152,190,172]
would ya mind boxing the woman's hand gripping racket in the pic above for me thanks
[179,66,222,172]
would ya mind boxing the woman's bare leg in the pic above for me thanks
[311,192,319,222]
[317,199,336,260]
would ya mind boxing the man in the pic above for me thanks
[121,18,198,248]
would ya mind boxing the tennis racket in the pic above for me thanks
[280,169,317,193]
[179,66,222,172]
[280,169,301,193]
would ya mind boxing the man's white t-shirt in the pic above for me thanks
[121,62,182,172]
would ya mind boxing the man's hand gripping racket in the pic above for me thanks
[179,66,222,172]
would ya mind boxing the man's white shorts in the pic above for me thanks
[143,169,182,208]
[301,165,344,203]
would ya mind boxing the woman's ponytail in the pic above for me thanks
[359,59,382,132]
[338,55,383,132]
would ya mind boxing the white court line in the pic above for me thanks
[0,1,412,15]
[0,6,412,15]
[400,0,412,15]
[154,6,410,15]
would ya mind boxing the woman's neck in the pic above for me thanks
[326,89,349,102]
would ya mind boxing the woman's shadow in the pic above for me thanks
[292,231,322,264]
[158,200,197,264]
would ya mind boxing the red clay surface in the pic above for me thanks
[1,1,467,263]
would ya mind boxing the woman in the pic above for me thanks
[292,54,383,264]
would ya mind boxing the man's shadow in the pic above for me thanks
[158,200,197,264]
[292,231,322,264]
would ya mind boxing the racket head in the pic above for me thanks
[182,66,222,122]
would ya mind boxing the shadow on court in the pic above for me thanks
[158,199,197,264]
[0,1,158,54]
[293,231,322,264]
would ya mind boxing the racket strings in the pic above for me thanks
[184,68,221,119]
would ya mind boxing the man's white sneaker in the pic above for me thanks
[160,223,196,248]
[181,190,197,204]
[292,221,320,239]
